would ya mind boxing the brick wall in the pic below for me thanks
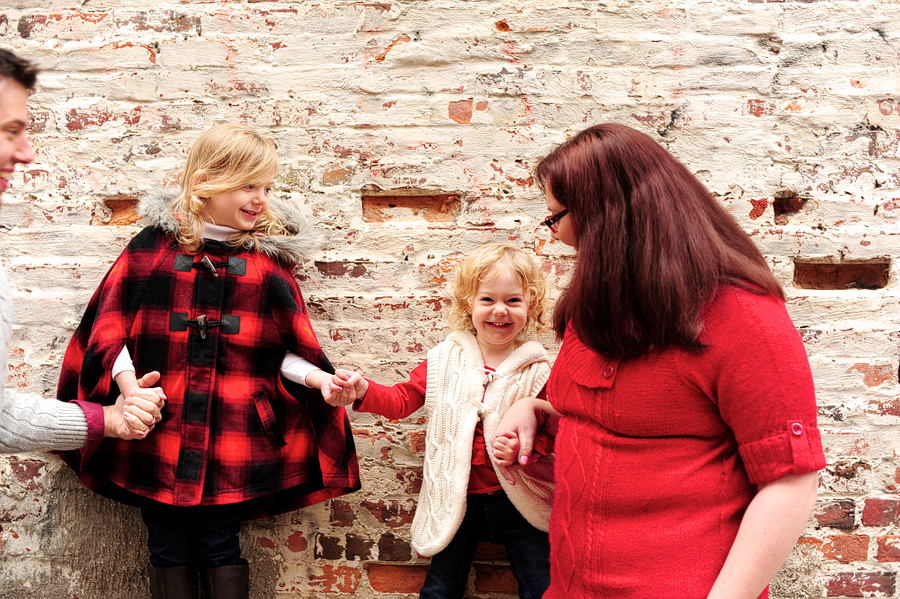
[0,0,899,597]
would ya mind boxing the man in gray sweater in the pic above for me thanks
[0,48,164,454]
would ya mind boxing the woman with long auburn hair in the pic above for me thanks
[492,123,825,599]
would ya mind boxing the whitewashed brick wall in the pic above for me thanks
[2,1,899,597]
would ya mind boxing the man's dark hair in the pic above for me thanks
[0,48,37,90]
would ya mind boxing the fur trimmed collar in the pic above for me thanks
[138,192,323,265]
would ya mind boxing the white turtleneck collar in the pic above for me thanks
[202,222,241,242]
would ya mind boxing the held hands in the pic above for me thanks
[492,433,522,484]
[104,371,167,440]
[321,369,368,407]
[492,397,540,485]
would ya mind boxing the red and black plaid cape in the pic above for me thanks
[57,226,360,518]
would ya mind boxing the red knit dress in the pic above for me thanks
[545,287,826,599]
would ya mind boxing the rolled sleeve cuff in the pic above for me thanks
[738,420,826,485]
[73,400,105,465]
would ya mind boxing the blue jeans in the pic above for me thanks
[419,492,551,599]
[139,499,246,568]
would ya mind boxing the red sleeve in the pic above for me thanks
[688,288,826,485]
[353,360,428,420]
[73,399,105,465]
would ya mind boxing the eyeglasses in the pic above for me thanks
[541,208,569,233]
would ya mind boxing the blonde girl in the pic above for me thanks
[58,123,360,599]
[329,242,554,599]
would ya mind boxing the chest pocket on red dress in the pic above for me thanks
[570,357,621,389]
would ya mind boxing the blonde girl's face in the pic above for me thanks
[200,178,273,231]
[470,265,531,355]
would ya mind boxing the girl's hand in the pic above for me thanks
[322,369,368,407]
[493,397,541,484]
[492,433,521,484]
[105,371,166,439]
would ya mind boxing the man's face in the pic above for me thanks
[0,78,34,203]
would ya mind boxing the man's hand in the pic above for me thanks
[103,371,166,440]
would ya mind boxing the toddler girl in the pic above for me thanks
[57,123,360,599]
[330,242,553,599]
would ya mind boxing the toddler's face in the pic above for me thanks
[470,265,530,354]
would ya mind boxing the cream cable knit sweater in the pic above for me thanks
[412,331,553,557]
[0,267,89,453]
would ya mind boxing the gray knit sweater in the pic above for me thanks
[0,267,89,453]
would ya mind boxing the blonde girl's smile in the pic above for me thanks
[471,265,531,358]
[201,179,274,231]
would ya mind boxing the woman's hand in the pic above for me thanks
[493,396,543,484]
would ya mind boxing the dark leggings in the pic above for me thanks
[139,499,246,568]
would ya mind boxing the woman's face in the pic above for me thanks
[546,188,577,249]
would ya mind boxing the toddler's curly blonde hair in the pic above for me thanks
[448,243,548,340]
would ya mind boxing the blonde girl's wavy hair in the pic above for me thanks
[448,243,548,340]
[171,123,289,254]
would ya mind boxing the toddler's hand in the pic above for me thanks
[322,369,368,407]
[492,433,521,483]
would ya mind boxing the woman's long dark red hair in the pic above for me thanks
[536,124,783,359]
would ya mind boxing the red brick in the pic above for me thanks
[378,533,412,561]
[330,499,356,527]
[396,466,423,495]
[360,499,416,528]
[286,531,307,553]
[408,430,426,453]
[473,563,517,593]
[816,500,856,530]
[98,198,140,226]
[115,11,201,34]
[8,458,44,490]
[748,99,767,117]
[17,12,109,39]
[863,498,900,526]
[877,536,900,562]
[65,105,143,131]
[361,194,461,223]
[822,535,869,563]
[323,166,353,186]
[368,564,429,593]
[345,534,374,560]
[825,572,895,597]
[256,537,276,549]
[448,99,474,124]
[315,261,369,278]
[749,198,769,220]
[847,364,894,388]
[308,565,361,594]
[793,260,890,291]
[315,534,343,560]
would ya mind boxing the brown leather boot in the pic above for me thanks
[200,564,250,599]
[149,566,199,599]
